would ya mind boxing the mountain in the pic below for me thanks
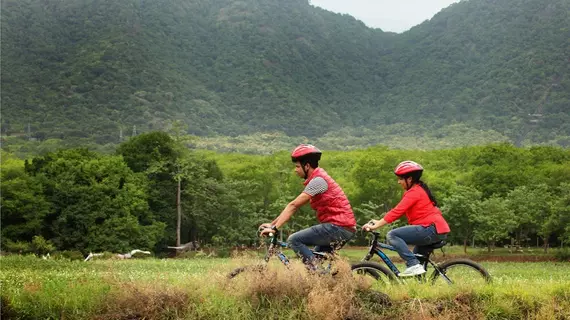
[1,0,569,147]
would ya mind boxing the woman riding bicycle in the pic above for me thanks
[364,160,450,277]
[259,144,357,270]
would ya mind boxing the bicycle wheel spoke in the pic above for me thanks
[431,259,491,286]
[351,262,396,289]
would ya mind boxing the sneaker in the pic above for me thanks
[305,261,331,275]
[399,264,426,277]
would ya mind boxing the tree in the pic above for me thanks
[118,131,229,247]
[475,196,517,252]
[117,132,180,246]
[468,144,531,197]
[506,184,552,250]
[550,183,570,246]
[24,149,165,252]
[351,151,402,217]
[440,185,482,253]
[0,154,51,244]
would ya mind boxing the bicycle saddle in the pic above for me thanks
[421,240,446,250]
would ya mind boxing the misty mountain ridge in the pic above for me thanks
[1,0,568,150]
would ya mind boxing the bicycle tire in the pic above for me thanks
[228,264,267,279]
[351,262,398,285]
[431,258,491,285]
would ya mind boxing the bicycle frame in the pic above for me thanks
[362,232,402,276]
[264,232,290,266]
[262,230,340,270]
[363,231,453,283]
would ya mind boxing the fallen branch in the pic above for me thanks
[116,249,151,259]
[84,252,104,261]
[84,249,151,261]
[167,241,200,252]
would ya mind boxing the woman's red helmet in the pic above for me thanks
[291,144,321,162]
[394,160,423,176]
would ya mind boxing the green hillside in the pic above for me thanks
[1,0,569,148]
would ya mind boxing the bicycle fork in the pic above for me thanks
[417,255,453,285]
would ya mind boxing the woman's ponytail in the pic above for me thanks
[418,180,438,207]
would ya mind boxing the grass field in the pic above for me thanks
[2,251,569,320]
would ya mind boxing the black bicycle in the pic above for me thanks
[228,229,347,278]
[351,231,492,286]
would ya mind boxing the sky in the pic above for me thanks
[310,0,461,33]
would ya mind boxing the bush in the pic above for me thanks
[554,248,570,262]
[3,240,31,253]
[31,236,55,255]
[53,250,85,261]
[175,249,214,259]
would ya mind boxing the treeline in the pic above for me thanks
[2,132,570,255]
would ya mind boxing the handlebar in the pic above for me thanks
[258,227,279,239]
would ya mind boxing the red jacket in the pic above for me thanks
[304,168,356,229]
[384,184,450,234]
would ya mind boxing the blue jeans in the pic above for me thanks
[386,224,447,267]
[287,223,355,263]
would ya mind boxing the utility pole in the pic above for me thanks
[132,125,137,137]
[119,128,123,142]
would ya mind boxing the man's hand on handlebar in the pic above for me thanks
[258,223,277,237]
[259,227,275,237]
[259,223,272,229]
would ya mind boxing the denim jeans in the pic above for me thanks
[386,224,447,267]
[287,223,355,263]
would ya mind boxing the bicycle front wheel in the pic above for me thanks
[431,258,491,286]
[351,262,397,288]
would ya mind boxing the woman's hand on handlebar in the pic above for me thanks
[362,219,381,232]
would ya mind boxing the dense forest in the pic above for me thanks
[1,0,569,149]
[2,131,570,256]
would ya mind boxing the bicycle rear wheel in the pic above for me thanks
[351,262,397,288]
[431,258,491,286]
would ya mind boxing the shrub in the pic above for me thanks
[31,236,55,255]
[4,240,31,253]
[53,250,85,261]
[554,248,570,262]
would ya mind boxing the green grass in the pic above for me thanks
[1,255,569,320]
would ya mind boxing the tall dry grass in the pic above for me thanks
[224,259,391,320]
[3,256,569,320]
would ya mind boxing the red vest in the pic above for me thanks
[304,168,356,228]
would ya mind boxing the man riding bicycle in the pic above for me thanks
[259,144,357,270]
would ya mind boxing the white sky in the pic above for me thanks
[310,0,461,33]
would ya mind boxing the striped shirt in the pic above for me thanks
[303,177,328,197]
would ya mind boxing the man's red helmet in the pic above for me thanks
[394,161,423,176]
[291,144,321,162]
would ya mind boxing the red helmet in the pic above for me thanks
[394,161,423,176]
[291,144,321,162]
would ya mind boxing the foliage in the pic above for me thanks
[3,240,32,254]
[6,148,166,252]
[505,184,553,248]
[1,0,568,147]
[51,250,85,261]
[440,185,482,251]
[2,138,570,253]
[475,196,517,251]
[31,235,56,255]
[553,248,570,262]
